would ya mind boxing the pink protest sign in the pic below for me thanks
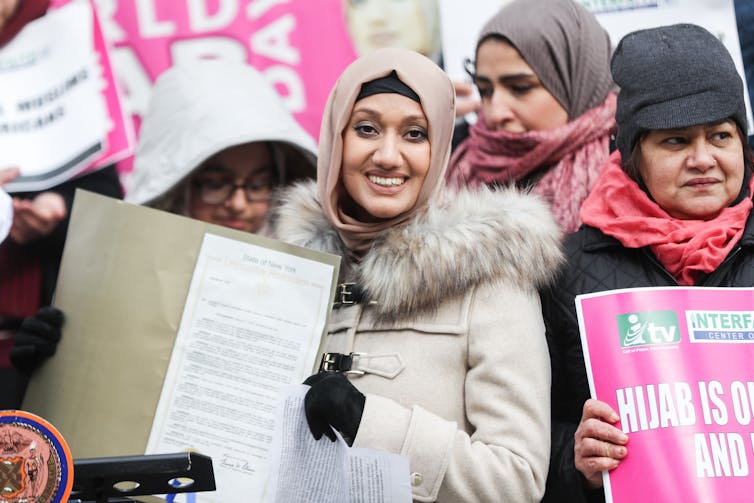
[50,0,134,173]
[1,0,133,191]
[577,287,754,502]
[87,0,134,170]
[96,0,358,180]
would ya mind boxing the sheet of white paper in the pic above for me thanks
[265,385,412,503]
[0,0,107,192]
[265,385,350,503]
[347,444,412,503]
[145,233,335,502]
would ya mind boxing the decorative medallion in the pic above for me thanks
[0,411,72,503]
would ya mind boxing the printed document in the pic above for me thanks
[146,234,337,502]
[265,385,412,503]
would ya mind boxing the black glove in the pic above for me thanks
[304,371,365,444]
[10,306,64,374]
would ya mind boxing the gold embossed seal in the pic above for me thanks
[0,410,72,503]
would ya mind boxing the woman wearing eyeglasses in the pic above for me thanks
[126,59,317,234]
[447,0,617,234]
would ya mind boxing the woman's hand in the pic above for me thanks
[574,398,628,489]
[10,306,64,375]
[10,191,66,244]
[303,371,365,445]
[0,167,19,185]
[453,80,480,118]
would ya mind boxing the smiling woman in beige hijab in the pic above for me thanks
[316,47,453,258]
[274,47,563,502]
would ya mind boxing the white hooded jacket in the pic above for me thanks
[125,60,317,209]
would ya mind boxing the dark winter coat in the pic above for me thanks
[540,207,754,503]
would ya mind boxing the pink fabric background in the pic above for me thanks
[51,0,134,175]
[77,0,359,179]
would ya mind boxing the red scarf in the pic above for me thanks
[580,151,754,285]
[447,93,616,233]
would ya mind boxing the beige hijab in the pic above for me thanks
[317,48,456,257]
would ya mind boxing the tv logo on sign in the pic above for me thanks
[617,311,680,347]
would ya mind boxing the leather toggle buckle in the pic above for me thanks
[334,282,363,307]
[319,352,365,375]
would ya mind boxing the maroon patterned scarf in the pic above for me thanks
[447,93,616,233]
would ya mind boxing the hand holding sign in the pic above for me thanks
[9,191,66,244]
[574,398,628,489]
[0,167,20,184]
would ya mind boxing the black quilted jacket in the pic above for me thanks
[539,212,754,503]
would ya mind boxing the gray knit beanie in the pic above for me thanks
[612,23,747,162]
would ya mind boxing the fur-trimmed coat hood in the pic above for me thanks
[274,181,563,317]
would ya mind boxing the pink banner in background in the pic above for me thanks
[88,1,134,170]
[577,287,754,503]
[51,0,135,175]
[91,0,359,181]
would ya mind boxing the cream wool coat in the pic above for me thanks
[275,180,563,502]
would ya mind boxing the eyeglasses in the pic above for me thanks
[464,58,477,81]
[191,176,276,205]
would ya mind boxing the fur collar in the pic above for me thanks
[273,181,563,317]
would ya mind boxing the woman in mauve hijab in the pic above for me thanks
[274,47,563,502]
[448,0,616,234]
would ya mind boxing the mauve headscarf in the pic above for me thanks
[446,0,616,233]
[477,0,613,119]
[317,47,455,257]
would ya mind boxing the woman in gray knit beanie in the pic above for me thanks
[446,0,616,234]
[541,23,754,503]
